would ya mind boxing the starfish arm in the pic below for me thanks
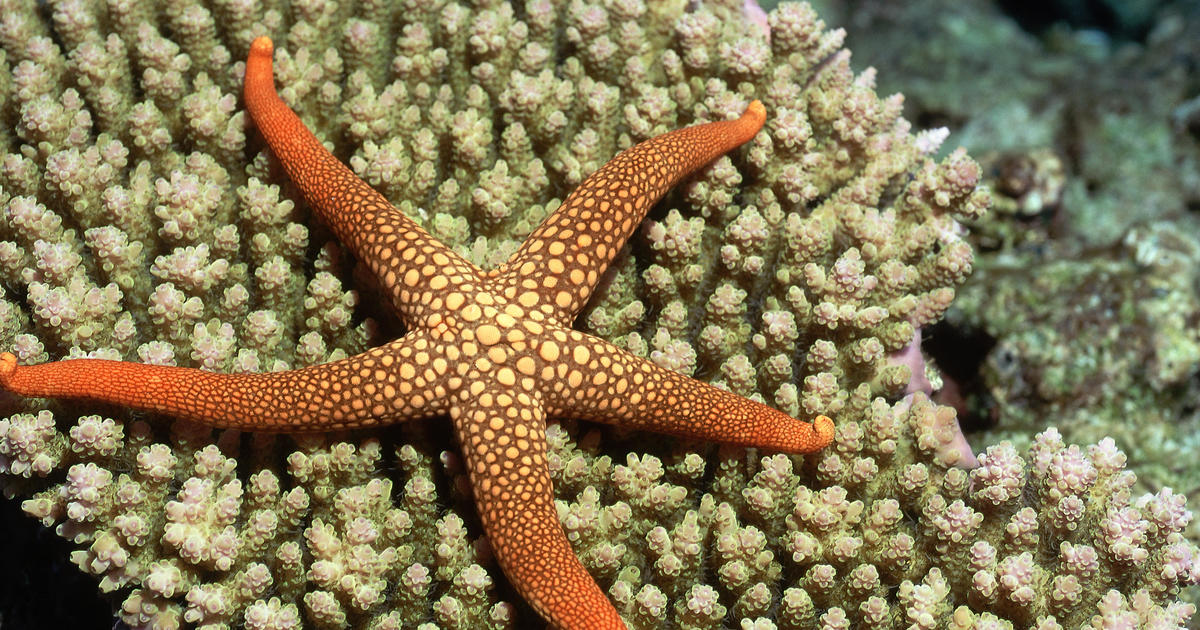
[244,37,480,324]
[539,331,834,453]
[0,335,450,431]
[495,101,766,323]
[451,395,626,630]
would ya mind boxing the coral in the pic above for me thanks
[843,0,1200,248]
[0,0,1193,628]
[850,0,1200,545]
[938,218,1200,538]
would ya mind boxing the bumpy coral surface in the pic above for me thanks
[838,0,1200,549]
[943,220,1200,512]
[0,0,1193,628]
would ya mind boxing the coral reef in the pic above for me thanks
[840,0,1200,245]
[0,0,1193,628]
[943,219,1200,517]
[836,0,1200,548]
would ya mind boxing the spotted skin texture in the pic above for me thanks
[0,37,835,630]
[492,107,770,322]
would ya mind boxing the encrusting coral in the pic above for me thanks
[0,0,1194,628]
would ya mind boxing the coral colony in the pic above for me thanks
[0,0,1195,629]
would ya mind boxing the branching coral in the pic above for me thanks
[0,0,1193,628]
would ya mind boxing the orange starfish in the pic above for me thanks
[0,37,834,629]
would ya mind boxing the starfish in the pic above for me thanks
[0,37,834,629]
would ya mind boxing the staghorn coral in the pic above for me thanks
[0,0,1192,629]
[844,0,1200,547]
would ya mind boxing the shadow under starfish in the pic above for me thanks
[0,36,834,630]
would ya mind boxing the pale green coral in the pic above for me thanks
[0,0,1194,628]
[943,218,1200,538]
[835,0,1200,556]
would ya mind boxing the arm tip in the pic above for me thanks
[245,37,277,104]
[249,36,274,60]
[744,99,766,127]
[0,352,15,380]
[724,99,765,146]
[812,414,835,449]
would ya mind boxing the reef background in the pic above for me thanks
[1,0,1198,627]
[832,0,1200,624]
[824,0,1200,528]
